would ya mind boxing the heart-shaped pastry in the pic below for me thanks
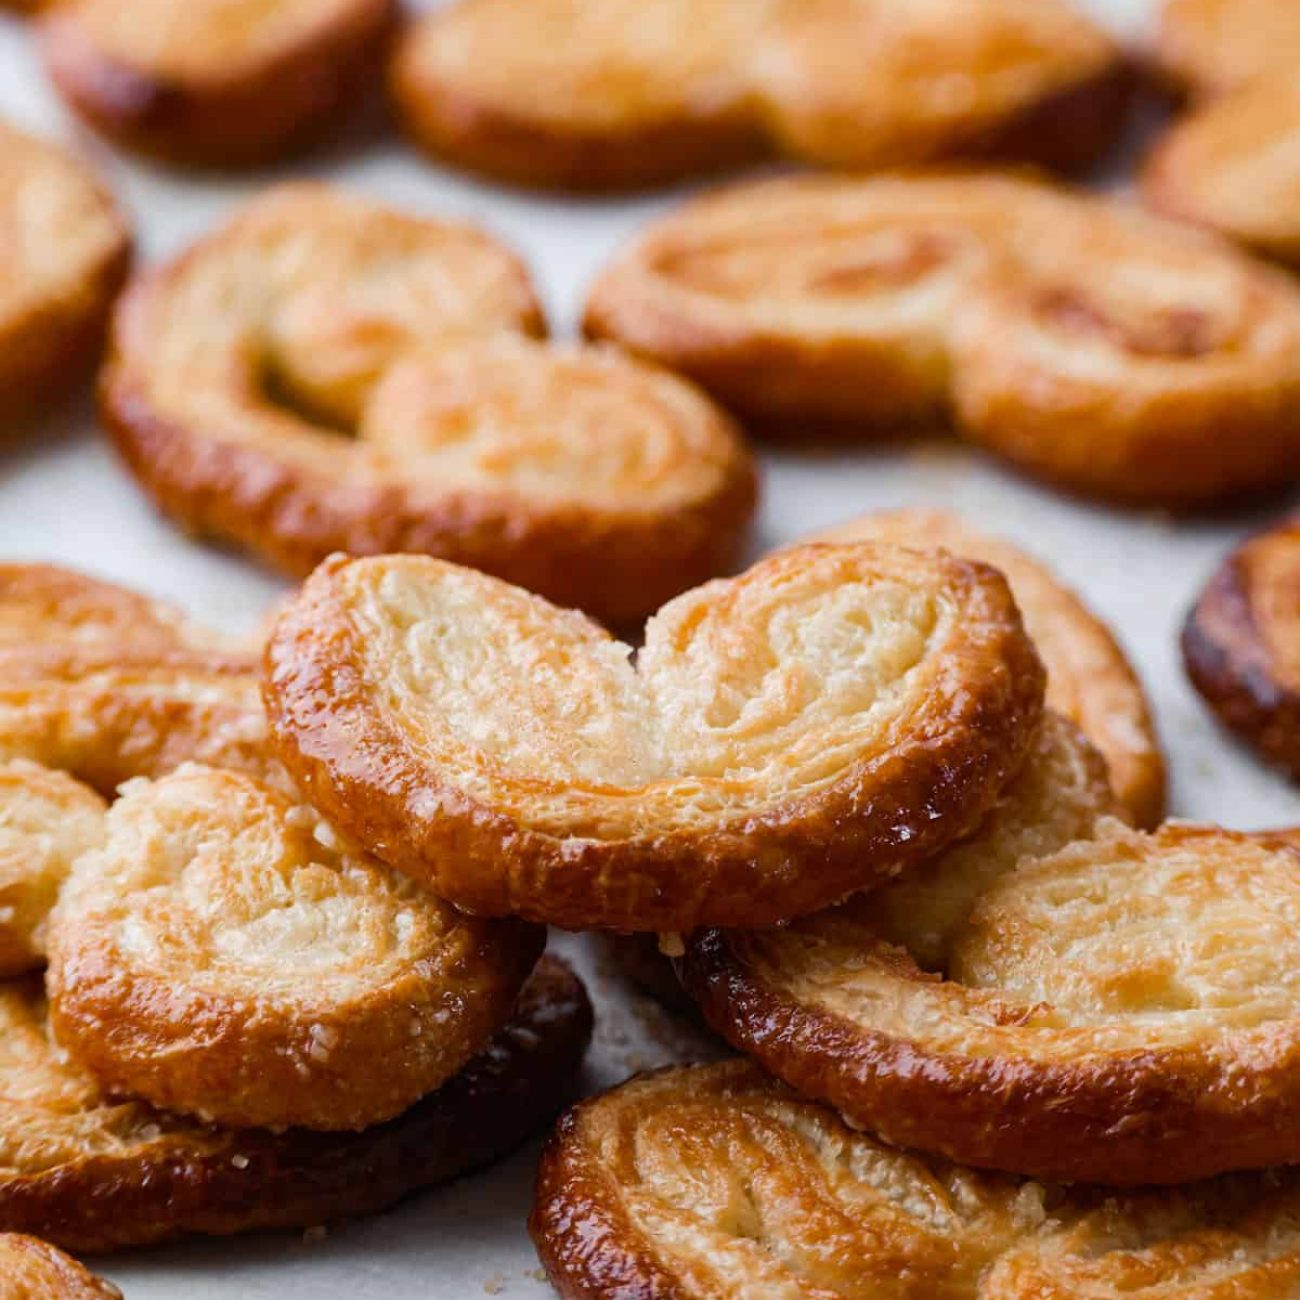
[264,542,1045,931]
[103,184,757,626]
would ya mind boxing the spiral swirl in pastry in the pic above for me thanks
[1183,517,1300,782]
[0,123,129,424]
[41,0,398,167]
[532,1059,1300,1300]
[103,184,757,625]
[264,543,1045,931]
[588,172,1300,507]
[811,509,1164,827]
[0,955,589,1252]
[390,0,1124,191]
[0,1235,118,1300]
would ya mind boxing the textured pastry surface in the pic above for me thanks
[0,1235,120,1300]
[264,544,1045,931]
[47,764,543,1131]
[0,954,590,1252]
[1156,0,1300,98]
[1144,80,1300,267]
[532,1059,1300,1300]
[812,509,1164,827]
[587,172,1300,507]
[103,184,756,625]
[1183,518,1300,780]
[390,0,1124,190]
[686,822,1300,1183]
[0,122,129,422]
[42,0,398,166]
[0,564,273,793]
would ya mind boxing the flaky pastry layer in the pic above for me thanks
[0,1234,119,1300]
[587,172,1300,507]
[103,184,757,626]
[391,0,1125,191]
[42,0,398,167]
[264,543,1045,931]
[532,1060,1300,1300]
[0,955,589,1252]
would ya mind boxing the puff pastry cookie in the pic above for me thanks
[0,123,129,424]
[42,0,398,167]
[47,765,542,1131]
[103,184,757,626]
[264,544,1045,932]
[1156,0,1299,100]
[686,822,1300,1184]
[533,1059,1300,1300]
[0,954,589,1252]
[1184,518,1300,781]
[0,1236,119,1300]
[1144,81,1300,268]
[812,510,1164,827]
[588,173,1300,507]
[390,0,1125,191]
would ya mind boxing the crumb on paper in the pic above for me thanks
[656,932,685,958]
[484,1274,506,1295]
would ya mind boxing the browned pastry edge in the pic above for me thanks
[40,0,400,168]
[262,549,1046,932]
[100,354,760,631]
[1183,519,1300,779]
[0,1234,120,1299]
[680,831,1300,1187]
[0,955,591,1253]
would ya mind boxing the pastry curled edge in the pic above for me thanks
[391,0,1127,191]
[587,172,1300,508]
[0,123,129,423]
[47,765,543,1132]
[0,955,589,1253]
[1155,0,1300,100]
[264,544,1045,932]
[42,0,399,167]
[103,183,757,627]
[1183,517,1300,781]
[532,1059,1300,1300]
[685,813,1300,1185]
[0,1235,119,1300]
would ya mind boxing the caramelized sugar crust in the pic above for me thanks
[0,1234,119,1300]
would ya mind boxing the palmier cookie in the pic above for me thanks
[1156,0,1300,100]
[0,954,589,1253]
[1143,81,1300,268]
[588,173,1300,507]
[686,821,1300,1185]
[47,764,543,1132]
[1183,518,1300,781]
[41,0,398,168]
[812,509,1164,827]
[0,123,129,424]
[389,0,1124,192]
[0,1236,119,1300]
[264,544,1046,932]
[103,184,757,627]
[533,1059,1300,1300]
[0,564,273,793]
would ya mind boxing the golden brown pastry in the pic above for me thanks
[589,172,1300,507]
[1183,518,1300,781]
[0,564,273,793]
[0,1235,119,1300]
[0,954,589,1252]
[0,123,129,424]
[1143,80,1300,268]
[390,0,1126,192]
[532,1059,1300,1300]
[0,762,104,979]
[811,509,1164,826]
[47,765,542,1132]
[103,184,757,626]
[264,544,1045,932]
[41,0,398,167]
[1156,0,1300,99]
[685,823,1300,1184]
